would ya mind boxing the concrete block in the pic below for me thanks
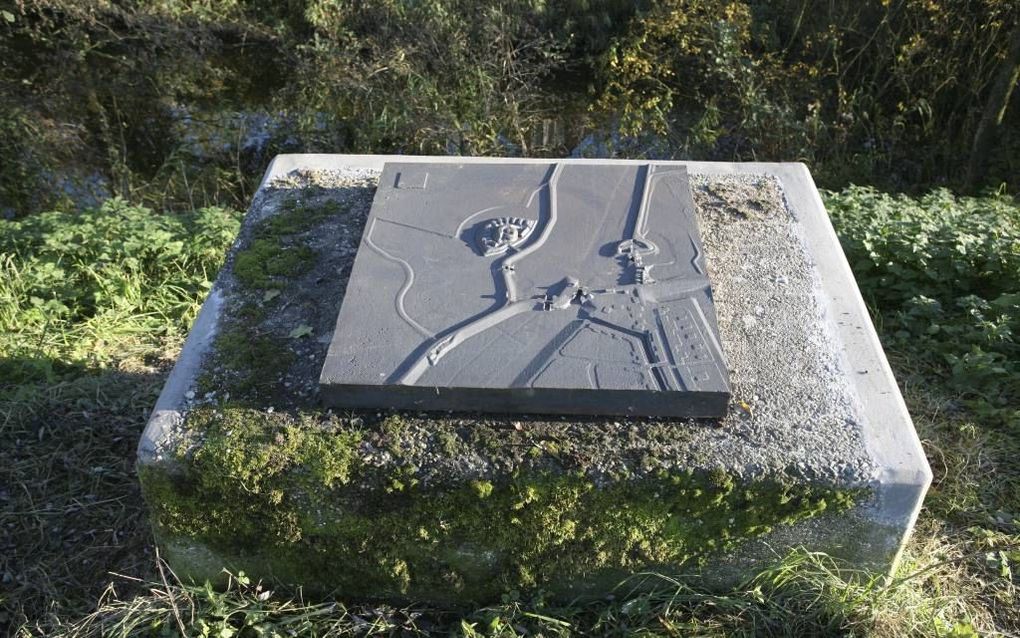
[138,155,931,603]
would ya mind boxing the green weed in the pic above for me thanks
[825,187,1019,430]
[0,199,240,393]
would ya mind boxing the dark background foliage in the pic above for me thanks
[1,0,1018,219]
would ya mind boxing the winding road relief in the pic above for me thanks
[320,161,731,417]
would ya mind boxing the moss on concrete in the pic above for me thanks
[200,326,293,398]
[231,196,343,290]
[141,406,860,601]
[264,197,346,235]
[233,239,316,289]
[198,192,359,403]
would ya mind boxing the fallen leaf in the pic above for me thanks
[289,324,313,339]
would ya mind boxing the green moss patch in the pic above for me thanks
[264,198,346,236]
[201,328,293,398]
[142,406,859,602]
[233,239,316,289]
[197,189,369,404]
[231,198,345,291]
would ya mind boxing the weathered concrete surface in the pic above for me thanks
[321,162,730,417]
[138,155,931,603]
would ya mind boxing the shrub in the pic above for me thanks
[291,0,568,155]
[592,0,1020,189]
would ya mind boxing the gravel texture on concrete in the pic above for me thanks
[173,166,875,488]
[688,174,872,483]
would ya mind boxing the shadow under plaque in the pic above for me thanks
[319,161,731,417]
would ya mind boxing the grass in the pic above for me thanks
[53,554,886,637]
[2,189,1018,636]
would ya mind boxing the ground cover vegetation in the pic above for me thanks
[1,0,1018,635]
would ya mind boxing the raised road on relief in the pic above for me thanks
[320,161,731,417]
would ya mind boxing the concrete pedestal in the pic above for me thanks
[138,155,930,602]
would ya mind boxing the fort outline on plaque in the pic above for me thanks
[321,161,731,417]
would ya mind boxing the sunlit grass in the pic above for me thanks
[0,200,240,393]
[48,542,1015,637]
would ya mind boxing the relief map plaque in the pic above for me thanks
[320,162,731,417]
